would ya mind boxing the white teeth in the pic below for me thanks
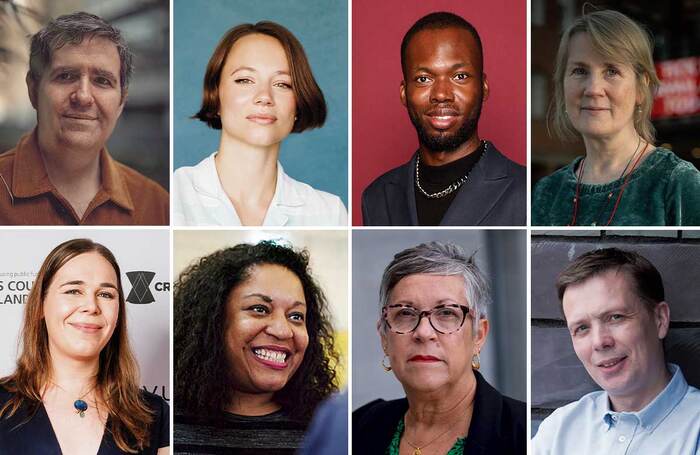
[253,348,287,363]
[600,358,622,368]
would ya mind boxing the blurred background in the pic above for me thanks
[0,0,169,190]
[173,229,349,387]
[352,229,527,410]
[532,0,700,188]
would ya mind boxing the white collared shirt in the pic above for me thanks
[532,364,700,455]
[172,152,347,226]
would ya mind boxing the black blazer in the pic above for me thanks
[361,143,526,226]
[353,371,526,454]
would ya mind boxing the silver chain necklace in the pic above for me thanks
[415,141,488,199]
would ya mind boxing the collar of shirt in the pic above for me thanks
[190,151,305,226]
[10,128,135,212]
[599,363,687,433]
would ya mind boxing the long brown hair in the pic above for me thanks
[0,239,153,453]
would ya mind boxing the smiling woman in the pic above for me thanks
[0,239,169,454]
[172,21,347,226]
[173,241,339,454]
[532,9,700,226]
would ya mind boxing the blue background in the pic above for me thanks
[173,0,348,205]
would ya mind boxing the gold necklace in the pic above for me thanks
[404,423,457,455]
[49,380,97,418]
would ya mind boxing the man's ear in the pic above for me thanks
[26,72,38,109]
[400,80,407,107]
[654,301,670,340]
[482,72,489,102]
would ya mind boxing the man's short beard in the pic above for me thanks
[409,93,483,154]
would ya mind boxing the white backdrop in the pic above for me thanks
[0,229,170,401]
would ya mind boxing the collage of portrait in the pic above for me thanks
[0,0,698,454]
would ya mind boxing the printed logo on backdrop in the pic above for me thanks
[0,270,37,304]
[124,271,170,304]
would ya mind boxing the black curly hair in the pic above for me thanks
[174,241,338,422]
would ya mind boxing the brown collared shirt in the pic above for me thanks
[0,130,169,225]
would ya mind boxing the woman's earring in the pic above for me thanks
[471,352,481,370]
[381,354,392,372]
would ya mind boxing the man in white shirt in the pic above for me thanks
[532,248,700,454]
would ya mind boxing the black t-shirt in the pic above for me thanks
[0,386,169,454]
[175,411,308,454]
[415,143,486,226]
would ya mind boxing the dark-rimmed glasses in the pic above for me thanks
[382,304,470,334]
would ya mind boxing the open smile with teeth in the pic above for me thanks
[253,348,289,364]
[599,357,626,368]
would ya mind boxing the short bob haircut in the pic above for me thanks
[549,9,660,143]
[0,239,152,453]
[174,240,338,422]
[193,21,327,132]
[379,242,490,336]
[556,247,665,316]
[28,11,133,101]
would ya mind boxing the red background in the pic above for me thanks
[352,0,527,225]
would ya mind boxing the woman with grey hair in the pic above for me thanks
[353,242,525,454]
[532,9,700,226]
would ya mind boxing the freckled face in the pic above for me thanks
[563,270,668,403]
[225,264,309,394]
[563,32,640,140]
[218,34,297,148]
[28,36,125,152]
[43,252,120,362]
[400,27,487,153]
[380,274,487,394]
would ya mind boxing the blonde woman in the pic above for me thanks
[532,10,700,226]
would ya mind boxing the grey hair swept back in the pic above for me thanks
[379,242,490,334]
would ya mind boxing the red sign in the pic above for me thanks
[652,57,700,119]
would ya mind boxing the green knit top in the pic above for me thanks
[386,418,465,455]
[532,148,700,226]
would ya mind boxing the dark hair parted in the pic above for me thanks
[556,247,665,313]
[0,239,153,453]
[193,21,326,132]
[400,11,484,78]
[174,241,338,421]
[29,11,133,101]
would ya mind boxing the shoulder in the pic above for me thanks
[114,162,168,200]
[280,170,347,224]
[140,390,169,415]
[353,397,406,428]
[0,384,12,405]
[486,145,526,180]
[173,155,212,187]
[537,390,602,433]
[363,161,411,196]
[535,161,576,192]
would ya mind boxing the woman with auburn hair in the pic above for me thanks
[0,239,169,454]
[532,9,700,226]
[174,241,339,453]
[173,21,347,226]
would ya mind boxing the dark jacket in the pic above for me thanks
[352,371,526,454]
[361,143,526,226]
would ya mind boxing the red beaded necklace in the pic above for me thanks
[569,139,646,226]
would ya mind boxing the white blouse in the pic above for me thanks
[172,152,347,226]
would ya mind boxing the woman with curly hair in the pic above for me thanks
[0,239,169,454]
[174,240,339,453]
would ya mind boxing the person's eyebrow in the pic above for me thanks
[60,280,118,290]
[244,293,305,307]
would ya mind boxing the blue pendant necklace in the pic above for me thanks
[51,381,95,418]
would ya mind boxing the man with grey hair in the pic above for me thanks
[354,241,526,453]
[0,11,168,225]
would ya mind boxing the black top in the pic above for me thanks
[361,142,526,226]
[175,411,308,454]
[353,371,526,454]
[0,386,169,454]
[415,143,486,226]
